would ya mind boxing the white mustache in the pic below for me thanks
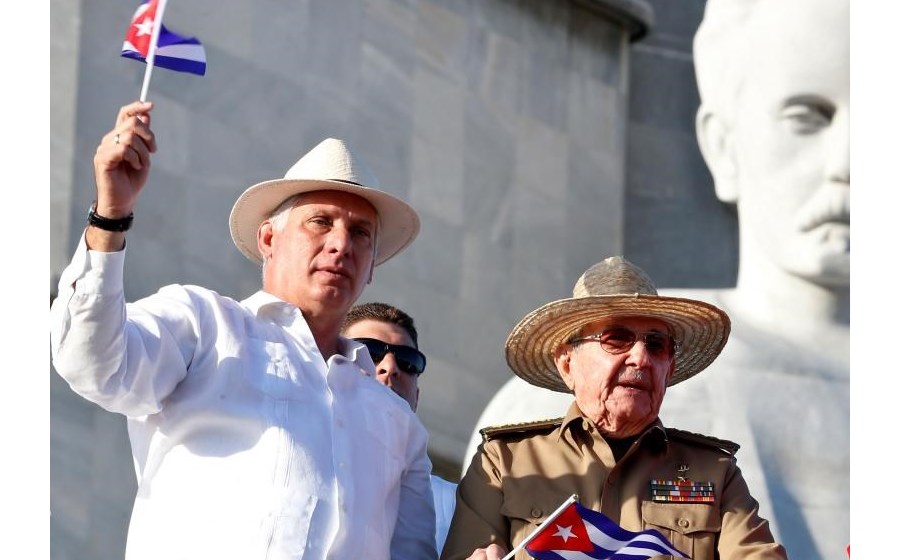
[617,369,646,385]
[795,184,850,232]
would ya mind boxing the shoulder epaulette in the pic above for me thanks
[666,427,740,456]
[480,417,564,443]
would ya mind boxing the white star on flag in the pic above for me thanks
[517,496,689,560]
[553,524,576,543]
[121,0,207,79]
[135,17,154,36]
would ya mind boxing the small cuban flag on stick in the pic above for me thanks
[504,494,689,560]
[121,0,207,101]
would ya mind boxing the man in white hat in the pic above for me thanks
[50,101,436,559]
[441,256,786,560]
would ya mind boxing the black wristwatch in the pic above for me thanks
[87,202,134,232]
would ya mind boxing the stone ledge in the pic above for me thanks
[573,0,654,41]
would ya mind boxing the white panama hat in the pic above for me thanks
[229,138,420,266]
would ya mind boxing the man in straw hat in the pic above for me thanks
[50,100,437,559]
[461,0,849,556]
[441,256,786,560]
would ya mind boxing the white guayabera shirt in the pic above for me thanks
[50,235,437,560]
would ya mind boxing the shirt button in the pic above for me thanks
[336,419,344,428]
[531,508,542,518]
[678,518,690,528]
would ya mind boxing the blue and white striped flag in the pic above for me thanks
[121,0,206,76]
[515,496,689,560]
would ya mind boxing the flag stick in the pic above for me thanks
[501,494,578,560]
[139,0,169,102]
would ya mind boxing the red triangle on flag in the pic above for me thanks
[124,0,160,57]
[526,503,594,552]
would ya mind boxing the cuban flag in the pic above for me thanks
[121,0,206,75]
[524,501,689,560]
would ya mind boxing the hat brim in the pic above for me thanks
[229,178,420,267]
[505,293,731,392]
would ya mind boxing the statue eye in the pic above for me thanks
[780,97,835,135]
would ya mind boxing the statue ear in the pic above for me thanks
[696,106,739,204]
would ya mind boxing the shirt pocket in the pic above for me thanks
[641,501,721,560]
[500,491,570,550]
[261,494,318,559]
[361,404,404,483]
[245,338,304,400]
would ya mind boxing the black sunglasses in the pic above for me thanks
[353,338,427,375]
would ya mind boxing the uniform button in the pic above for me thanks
[531,508,542,518]
[336,419,344,428]
[678,518,690,528]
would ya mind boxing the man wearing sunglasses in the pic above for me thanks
[341,302,457,555]
[442,256,786,560]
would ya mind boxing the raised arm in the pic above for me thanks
[86,100,156,252]
[51,100,197,417]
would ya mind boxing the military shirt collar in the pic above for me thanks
[558,402,669,455]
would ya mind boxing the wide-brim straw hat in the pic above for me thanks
[505,256,731,393]
[229,138,420,267]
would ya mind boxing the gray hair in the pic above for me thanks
[260,194,305,278]
[269,193,306,232]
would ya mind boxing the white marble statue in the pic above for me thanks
[463,0,849,558]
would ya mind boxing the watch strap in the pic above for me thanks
[88,202,134,232]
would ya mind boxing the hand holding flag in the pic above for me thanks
[121,0,206,100]
[504,495,689,560]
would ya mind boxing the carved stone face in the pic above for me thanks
[704,0,850,288]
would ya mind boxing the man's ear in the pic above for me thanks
[696,106,739,204]
[258,221,275,261]
[554,346,576,391]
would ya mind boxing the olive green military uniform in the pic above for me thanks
[442,403,786,560]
